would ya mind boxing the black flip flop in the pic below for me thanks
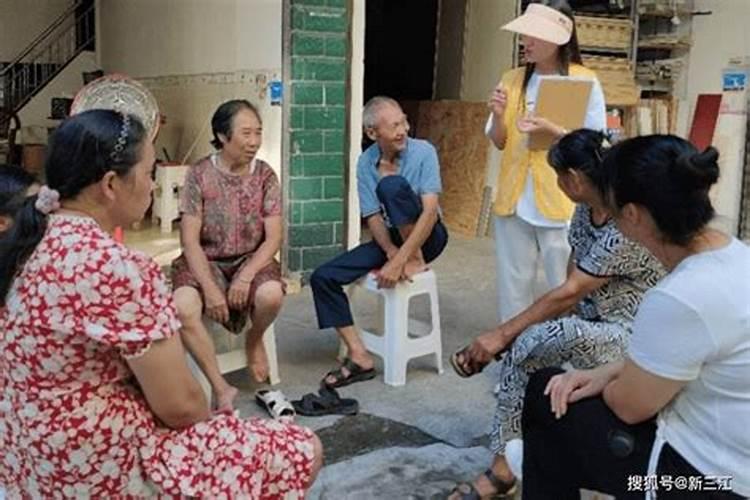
[292,387,359,417]
[321,357,376,389]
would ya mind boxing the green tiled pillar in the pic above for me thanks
[286,0,350,279]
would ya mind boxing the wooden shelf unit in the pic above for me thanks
[512,1,695,138]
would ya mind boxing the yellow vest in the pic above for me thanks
[492,64,598,221]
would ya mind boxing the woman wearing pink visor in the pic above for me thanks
[487,0,606,326]
[452,1,606,498]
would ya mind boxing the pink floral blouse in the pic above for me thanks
[180,155,282,259]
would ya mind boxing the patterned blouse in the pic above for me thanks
[569,204,666,325]
[180,155,282,260]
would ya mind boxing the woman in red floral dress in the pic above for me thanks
[170,100,286,411]
[0,110,322,498]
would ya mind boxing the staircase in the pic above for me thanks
[0,0,95,163]
[0,0,95,114]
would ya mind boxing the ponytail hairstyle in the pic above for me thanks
[0,109,146,305]
[547,128,610,196]
[603,134,720,246]
[0,164,38,223]
[521,0,583,95]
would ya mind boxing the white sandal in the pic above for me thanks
[255,389,295,420]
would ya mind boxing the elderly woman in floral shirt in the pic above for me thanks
[171,99,284,411]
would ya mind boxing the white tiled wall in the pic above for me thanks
[140,70,283,176]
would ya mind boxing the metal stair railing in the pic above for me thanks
[0,0,95,113]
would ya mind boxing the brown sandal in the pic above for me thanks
[450,348,503,378]
[450,469,517,499]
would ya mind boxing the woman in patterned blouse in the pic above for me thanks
[449,129,665,499]
[171,100,285,411]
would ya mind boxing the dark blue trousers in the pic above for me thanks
[310,175,448,329]
[522,368,743,499]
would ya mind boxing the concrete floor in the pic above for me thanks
[126,225,604,499]
[219,233,520,499]
[123,223,505,495]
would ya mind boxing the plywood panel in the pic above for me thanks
[413,100,489,237]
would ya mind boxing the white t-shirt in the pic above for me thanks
[485,71,607,228]
[628,238,750,497]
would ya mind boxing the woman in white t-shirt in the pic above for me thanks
[520,134,749,499]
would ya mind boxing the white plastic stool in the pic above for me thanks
[187,322,280,401]
[152,164,189,233]
[348,269,443,386]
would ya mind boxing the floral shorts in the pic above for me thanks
[170,254,285,333]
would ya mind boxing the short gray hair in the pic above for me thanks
[362,96,401,129]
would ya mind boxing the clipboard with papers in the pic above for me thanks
[528,76,593,150]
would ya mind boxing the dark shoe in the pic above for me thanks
[291,386,359,417]
[450,469,517,499]
[321,357,376,388]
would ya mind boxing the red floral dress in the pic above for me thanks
[0,215,314,498]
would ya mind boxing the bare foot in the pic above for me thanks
[246,341,270,383]
[214,385,239,414]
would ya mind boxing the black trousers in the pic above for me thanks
[310,175,448,329]
[522,368,744,500]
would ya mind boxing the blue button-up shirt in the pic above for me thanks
[357,137,442,219]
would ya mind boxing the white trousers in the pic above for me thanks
[493,214,570,322]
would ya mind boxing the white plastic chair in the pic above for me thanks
[345,269,443,386]
[152,164,189,233]
[187,321,280,400]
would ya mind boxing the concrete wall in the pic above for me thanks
[685,0,750,235]
[139,71,282,171]
[460,0,516,102]
[0,0,74,61]
[98,0,281,77]
[684,0,750,109]
[17,51,98,134]
[97,0,283,173]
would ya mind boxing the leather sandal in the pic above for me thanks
[482,468,517,496]
[450,347,503,378]
[291,386,359,417]
[449,469,517,499]
[321,357,376,388]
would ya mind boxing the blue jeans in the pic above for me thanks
[310,175,448,329]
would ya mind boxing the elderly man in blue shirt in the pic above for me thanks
[310,96,449,388]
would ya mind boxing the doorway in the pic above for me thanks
[364,0,439,104]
